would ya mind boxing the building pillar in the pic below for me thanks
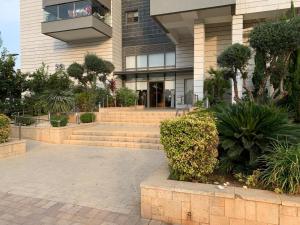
[232,15,244,102]
[193,21,205,102]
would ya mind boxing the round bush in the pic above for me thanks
[0,114,11,143]
[80,113,96,123]
[50,115,68,127]
[161,112,219,182]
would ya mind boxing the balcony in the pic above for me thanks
[41,0,112,42]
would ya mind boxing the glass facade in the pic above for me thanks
[124,73,176,108]
[125,52,176,71]
[44,0,110,25]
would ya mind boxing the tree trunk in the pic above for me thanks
[232,77,240,102]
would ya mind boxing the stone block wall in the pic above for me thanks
[141,166,300,225]
[0,140,26,159]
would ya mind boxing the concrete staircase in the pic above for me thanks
[64,108,176,150]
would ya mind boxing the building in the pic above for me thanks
[20,0,300,108]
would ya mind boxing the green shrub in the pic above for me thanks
[161,112,219,182]
[215,101,300,173]
[0,114,10,143]
[75,91,97,112]
[259,143,300,194]
[116,87,137,107]
[97,88,114,107]
[15,115,35,126]
[50,115,68,127]
[80,113,96,123]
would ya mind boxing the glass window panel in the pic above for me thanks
[126,82,136,91]
[185,79,194,105]
[75,0,92,17]
[137,55,147,69]
[149,54,164,68]
[58,3,74,20]
[126,11,139,23]
[126,56,136,69]
[165,80,175,90]
[136,82,147,90]
[165,72,175,81]
[126,74,136,82]
[165,52,175,67]
[136,74,147,81]
[44,5,58,22]
[149,74,164,81]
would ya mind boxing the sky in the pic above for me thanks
[0,0,20,68]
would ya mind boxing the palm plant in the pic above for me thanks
[259,142,300,194]
[215,101,300,173]
[40,90,74,114]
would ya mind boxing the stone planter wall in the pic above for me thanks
[0,140,26,159]
[10,124,96,144]
[141,165,300,225]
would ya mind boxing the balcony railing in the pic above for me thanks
[44,0,111,26]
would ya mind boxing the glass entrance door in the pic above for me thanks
[149,82,164,107]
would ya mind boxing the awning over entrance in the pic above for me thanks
[114,67,193,76]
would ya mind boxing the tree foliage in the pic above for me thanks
[217,43,252,101]
[67,54,115,88]
[204,68,231,105]
[249,17,300,101]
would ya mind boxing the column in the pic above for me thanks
[193,21,205,102]
[232,15,244,102]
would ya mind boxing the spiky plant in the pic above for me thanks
[259,143,300,194]
[215,101,300,173]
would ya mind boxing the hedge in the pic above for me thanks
[0,114,11,143]
[50,114,68,127]
[80,113,96,123]
[161,112,219,182]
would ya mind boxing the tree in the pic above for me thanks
[217,43,252,101]
[204,68,231,105]
[67,54,115,88]
[0,47,27,115]
[249,18,300,102]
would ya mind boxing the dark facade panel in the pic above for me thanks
[122,0,173,48]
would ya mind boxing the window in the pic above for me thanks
[126,56,136,70]
[126,10,139,24]
[137,55,147,69]
[149,53,164,68]
[165,52,176,67]
[184,79,194,105]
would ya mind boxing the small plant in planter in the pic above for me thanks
[80,113,96,123]
[0,114,10,143]
[50,114,69,127]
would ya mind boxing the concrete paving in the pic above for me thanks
[0,141,167,225]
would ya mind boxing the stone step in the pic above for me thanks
[72,130,160,138]
[68,135,160,144]
[64,140,163,150]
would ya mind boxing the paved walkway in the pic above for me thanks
[0,141,167,225]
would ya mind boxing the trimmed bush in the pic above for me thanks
[80,113,96,123]
[215,101,300,173]
[0,114,10,143]
[161,112,219,182]
[116,87,137,107]
[50,115,68,127]
[259,143,300,194]
[15,115,35,126]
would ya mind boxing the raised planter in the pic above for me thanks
[0,139,26,159]
[141,165,300,225]
[10,123,96,144]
